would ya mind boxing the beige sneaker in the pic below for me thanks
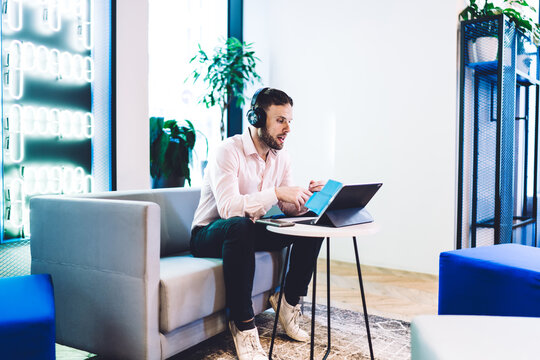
[269,293,310,342]
[229,321,268,360]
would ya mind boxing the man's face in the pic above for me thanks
[259,104,292,151]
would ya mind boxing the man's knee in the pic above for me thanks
[224,217,255,246]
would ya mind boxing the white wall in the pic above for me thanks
[245,0,464,274]
[115,0,464,273]
[116,0,150,190]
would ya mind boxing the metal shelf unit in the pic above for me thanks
[457,15,540,248]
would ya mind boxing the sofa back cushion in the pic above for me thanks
[83,188,201,256]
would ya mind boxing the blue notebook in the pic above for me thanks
[305,179,343,216]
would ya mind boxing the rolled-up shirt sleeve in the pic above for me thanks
[211,145,278,220]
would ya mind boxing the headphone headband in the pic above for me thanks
[251,87,269,108]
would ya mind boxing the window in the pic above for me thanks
[149,0,227,186]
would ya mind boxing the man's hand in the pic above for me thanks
[275,186,312,211]
[308,180,326,193]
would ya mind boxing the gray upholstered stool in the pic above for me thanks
[411,315,540,360]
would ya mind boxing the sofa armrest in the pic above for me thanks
[30,196,161,360]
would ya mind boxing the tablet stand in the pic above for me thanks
[320,207,374,227]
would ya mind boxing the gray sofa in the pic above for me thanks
[30,187,284,359]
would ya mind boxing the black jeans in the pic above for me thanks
[190,216,323,322]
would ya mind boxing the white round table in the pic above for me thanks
[266,222,379,360]
[265,221,379,238]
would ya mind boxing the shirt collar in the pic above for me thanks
[243,128,278,160]
[243,128,258,156]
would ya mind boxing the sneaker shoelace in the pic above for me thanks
[240,330,265,356]
[290,304,302,328]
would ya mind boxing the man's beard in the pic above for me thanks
[259,127,283,150]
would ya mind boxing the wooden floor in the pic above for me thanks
[308,259,439,322]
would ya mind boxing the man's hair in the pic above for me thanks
[254,88,293,111]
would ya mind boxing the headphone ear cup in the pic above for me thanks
[247,87,269,128]
[247,108,259,127]
[253,108,266,128]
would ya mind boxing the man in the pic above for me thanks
[190,88,324,360]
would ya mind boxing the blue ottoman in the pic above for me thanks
[439,244,540,317]
[0,274,55,360]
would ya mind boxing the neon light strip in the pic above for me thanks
[36,107,48,135]
[6,165,94,230]
[7,40,24,99]
[46,0,62,32]
[9,104,94,139]
[82,0,93,50]
[7,179,25,228]
[48,48,60,76]
[3,0,23,31]
[5,40,94,83]
[7,104,25,163]
[21,165,93,195]
[35,45,49,72]
[84,56,93,82]
[48,108,60,136]
[21,41,36,70]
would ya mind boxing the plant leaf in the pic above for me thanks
[187,37,262,138]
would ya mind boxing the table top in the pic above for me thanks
[266,221,379,238]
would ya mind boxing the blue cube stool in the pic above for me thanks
[439,244,540,317]
[0,274,55,360]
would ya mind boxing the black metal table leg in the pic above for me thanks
[323,237,331,360]
[353,236,374,360]
[272,236,369,360]
[269,244,291,360]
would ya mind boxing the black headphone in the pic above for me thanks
[247,87,269,128]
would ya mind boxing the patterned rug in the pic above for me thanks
[176,303,410,360]
[57,303,411,360]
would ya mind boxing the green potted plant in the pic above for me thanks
[150,117,196,188]
[188,37,261,140]
[460,0,540,63]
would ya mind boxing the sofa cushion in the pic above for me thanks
[159,251,282,333]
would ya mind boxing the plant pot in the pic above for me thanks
[475,37,498,62]
[152,175,186,189]
[517,54,533,74]
[468,40,478,63]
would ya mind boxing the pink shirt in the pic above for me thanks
[192,129,299,229]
